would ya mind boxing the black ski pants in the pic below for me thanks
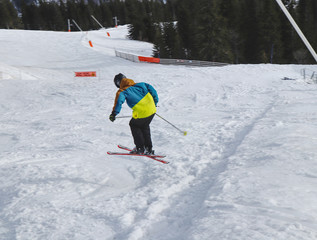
[129,113,155,150]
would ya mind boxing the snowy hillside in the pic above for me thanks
[1,26,317,240]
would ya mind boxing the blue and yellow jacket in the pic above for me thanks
[112,78,158,119]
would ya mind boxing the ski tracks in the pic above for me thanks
[121,79,281,239]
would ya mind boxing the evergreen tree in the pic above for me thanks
[59,0,68,29]
[149,0,165,23]
[296,0,316,63]
[175,0,199,59]
[196,0,233,62]
[126,0,145,40]
[77,0,93,30]
[0,0,21,29]
[21,1,42,30]
[65,0,79,31]
[100,1,113,28]
[0,0,10,29]
[153,24,164,58]
[90,0,104,29]
[164,0,177,21]
[142,0,156,42]
[220,0,245,63]
[257,0,283,63]
[109,0,127,26]
[126,0,157,42]
[39,1,64,31]
[162,22,183,58]
[240,0,261,63]
[278,0,297,63]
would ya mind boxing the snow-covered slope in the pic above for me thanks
[1,26,317,240]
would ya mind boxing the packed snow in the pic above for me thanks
[1,25,317,240]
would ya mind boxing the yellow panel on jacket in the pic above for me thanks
[132,92,157,119]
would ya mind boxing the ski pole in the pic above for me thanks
[155,113,187,136]
[116,115,131,118]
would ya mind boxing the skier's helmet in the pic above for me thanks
[114,73,126,88]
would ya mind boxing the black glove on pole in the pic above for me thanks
[109,112,116,122]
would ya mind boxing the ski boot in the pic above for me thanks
[130,147,144,154]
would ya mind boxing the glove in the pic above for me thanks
[109,113,116,122]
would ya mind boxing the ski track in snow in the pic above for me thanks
[1,26,317,240]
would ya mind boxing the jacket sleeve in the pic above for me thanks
[145,83,159,106]
[112,90,126,115]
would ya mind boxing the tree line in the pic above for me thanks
[150,0,317,64]
[1,0,316,64]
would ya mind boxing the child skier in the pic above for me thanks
[109,73,159,155]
